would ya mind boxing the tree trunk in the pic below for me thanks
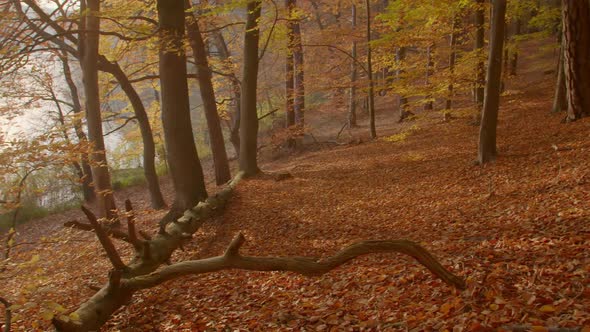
[239,0,263,176]
[100,59,167,209]
[80,0,117,221]
[509,19,521,76]
[446,14,460,110]
[292,1,305,128]
[349,4,358,128]
[366,0,377,138]
[424,43,434,111]
[474,0,485,123]
[59,52,95,203]
[210,31,241,158]
[157,0,207,215]
[552,42,567,113]
[285,0,296,129]
[562,0,590,121]
[396,46,408,121]
[185,1,231,186]
[478,0,506,164]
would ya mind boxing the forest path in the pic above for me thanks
[2,44,589,330]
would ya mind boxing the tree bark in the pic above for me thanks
[562,0,590,121]
[446,14,460,110]
[185,1,231,186]
[239,0,263,176]
[474,0,485,123]
[349,4,358,128]
[509,19,521,76]
[285,0,296,129]
[157,0,207,215]
[59,52,95,203]
[210,31,241,158]
[478,0,507,164]
[80,0,117,221]
[366,0,377,138]
[396,46,408,121]
[293,6,305,127]
[99,59,167,209]
[424,43,434,111]
[552,44,567,113]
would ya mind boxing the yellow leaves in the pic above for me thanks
[538,304,556,313]
[383,125,420,143]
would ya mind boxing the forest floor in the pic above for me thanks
[1,45,590,331]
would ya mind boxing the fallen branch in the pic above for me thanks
[54,172,245,331]
[64,221,132,244]
[81,206,126,271]
[127,232,466,290]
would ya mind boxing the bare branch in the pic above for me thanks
[127,233,466,291]
[80,206,127,271]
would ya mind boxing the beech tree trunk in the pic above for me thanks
[509,19,521,76]
[59,52,95,203]
[285,0,296,129]
[99,59,167,209]
[562,0,590,121]
[349,4,358,128]
[396,46,408,121]
[293,5,305,127]
[552,43,567,113]
[474,0,485,123]
[185,1,231,186]
[424,43,434,111]
[210,31,241,158]
[239,0,263,176]
[80,0,117,220]
[446,14,460,110]
[366,0,377,138]
[478,0,506,164]
[158,0,207,215]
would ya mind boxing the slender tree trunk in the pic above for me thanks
[100,59,167,209]
[424,43,434,111]
[239,0,263,176]
[210,31,241,158]
[157,0,207,217]
[446,14,460,110]
[366,0,376,138]
[509,19,521,76]
[80,0,117,221]
[285,0,296,129]
[293,6,305,127]
[185,1,231,186]
[349,4,358,128]
[474,0,485,123]
[396,46,408,121]
[478,0,506,164]
[59,52,95,203]
[562,0,590,121]
[552,43,567,113]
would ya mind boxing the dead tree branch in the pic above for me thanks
[127,233,466,290]
[80,206,126,271]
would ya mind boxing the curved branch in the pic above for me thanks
[127,233,466,290]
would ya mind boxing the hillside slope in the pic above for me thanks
[1,43,589,331]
